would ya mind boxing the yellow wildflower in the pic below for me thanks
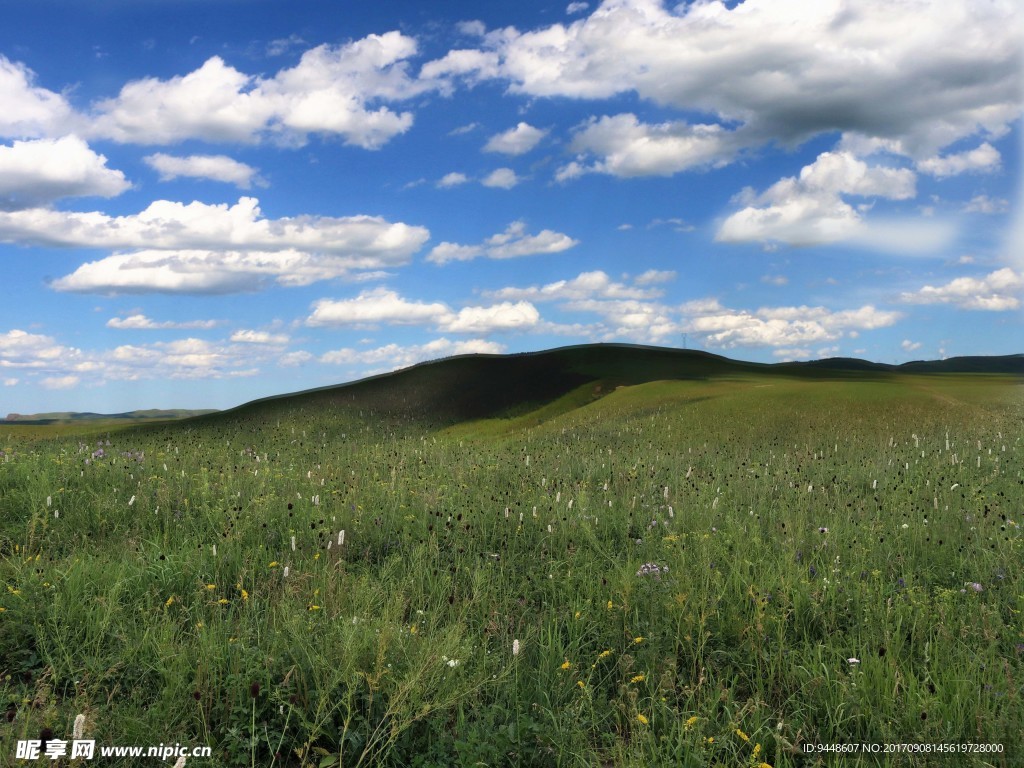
[598,649,612,659]
[560,660,572,670]
[630,674,645,684]
[218,598,230,605]
[410,624,418,634]
[607,600,613,610]
[633,636,645,644]
[205,584,216,591]
[706,737,714,744]
[685,716,699,730]
[165,596,175,607]
[269,561,279,568]
[735,728,749,742]
[636,714,649,725]
[240,589,249,601]
[576,680,585,689]
[308,605,321,611]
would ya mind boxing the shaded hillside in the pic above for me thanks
[154,344,1024,432]
[214,345,763,427]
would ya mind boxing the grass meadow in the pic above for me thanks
[1,357,1022,767]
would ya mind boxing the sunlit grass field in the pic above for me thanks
[1,354,1022,767]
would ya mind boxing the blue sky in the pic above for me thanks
[1,0,1021,414]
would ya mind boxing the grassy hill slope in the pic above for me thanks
[205,344,1021,431]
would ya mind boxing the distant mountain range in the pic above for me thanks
[2,409,218,425]
[6,346,1021,426]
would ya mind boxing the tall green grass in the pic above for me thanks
[1,373,1021,766]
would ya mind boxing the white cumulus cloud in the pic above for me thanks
[484,122,547,155]
[426,0,1021,162]
[481,167,521,189]
[107,314,218,330]
[681,299,902,349]
[144,153,264,188]
[89,32,432,148]
[306,288,542,334]
[484,270,663,301]
[427,220,577,264]
[559,114,742,179]
[320,337,505,368]
[306,287,450,327]
[14,197,429,293]
[438,301,540,333]
[898,268,1023,311]
[917,143,1001,178]
[437,171,470,188]
[230,330,290,344]
[0,136,129,209]
[0,56,78,139]
[716,150,922,247]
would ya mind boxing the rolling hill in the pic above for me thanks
[207,344,1023,428]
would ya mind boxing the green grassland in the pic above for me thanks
[1,346,1022,767]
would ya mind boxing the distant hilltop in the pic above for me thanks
[3,409,218,425]
[4,346,1021,427]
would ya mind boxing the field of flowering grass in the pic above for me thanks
[1,352,1022,767]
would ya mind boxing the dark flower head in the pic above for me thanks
[250,682,261,699]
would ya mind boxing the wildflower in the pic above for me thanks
[636,714,649,725]
[637,562,667,578]
[576,680,585,689]
[630,674,645,684]
[165,596,175,607]
[735,728,749,742]
[968,582,983,592]
[512,639,521,657]
[848,657,860,664]
[250,682,260,699]
[205,584,216,591]
[218,598,230,605]
[706,737,714,744]
[308,605,321,611]
[269,561,279,568]
[633,636,645,644]
[684,716,699,730]
[607,600,614,610]
[410,624,418,634]
[240,589,249,601]
[73,714,85,740]
[560,660,572,670]
[598,649,612,659]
